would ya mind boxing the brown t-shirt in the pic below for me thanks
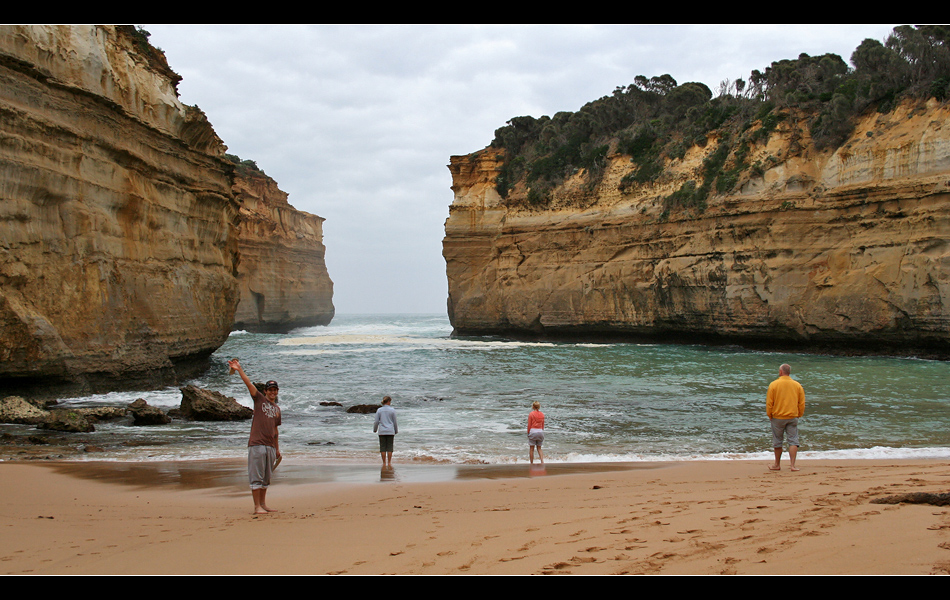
[248,390,281,448]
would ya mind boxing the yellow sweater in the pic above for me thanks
[766,375,805,419]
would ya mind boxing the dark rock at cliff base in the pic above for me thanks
[128,398,171,426]
[179,385,253,421]
[346,404,382,414]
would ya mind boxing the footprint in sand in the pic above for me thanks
[498,555,527,562]
[569,555,598,564]
[544,562,573,572]
[517,541,537,551]
[457,558,476,571]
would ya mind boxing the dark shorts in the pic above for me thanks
[379,434,394,452]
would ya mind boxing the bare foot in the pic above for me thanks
[261,506,278,513]
[768,464,781,471]
[790,466,800,472]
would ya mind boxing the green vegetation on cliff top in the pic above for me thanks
[224,153,268,178]
[489,25,950,214]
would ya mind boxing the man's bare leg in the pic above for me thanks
[789,445,799,471]
[769,447,782,470]
[260,487,277,512]
[252,488,277,514]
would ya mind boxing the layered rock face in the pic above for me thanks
[0,26,239,394]
[232,170,334,332]
[444,101,950,356]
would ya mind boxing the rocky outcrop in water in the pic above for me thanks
[179,385,252,421]
[444,101,950,356]
[232,168,334,332]
[39,409,95,433]
[128,398,170,425]
[0,396,48,424]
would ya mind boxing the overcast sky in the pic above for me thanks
[144,24,898,315]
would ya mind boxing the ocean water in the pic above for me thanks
[37,314,950,464]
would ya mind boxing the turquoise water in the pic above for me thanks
[47,314,950,463]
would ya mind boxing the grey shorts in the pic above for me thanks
[379,434,394,453]
[528,429,544,447]
[248,445,276,490]
[770,418,800,448]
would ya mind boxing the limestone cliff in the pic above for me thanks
[444,101,950,356]
[0,25,238,394]
[232,168,334,332]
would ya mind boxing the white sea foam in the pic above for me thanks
[278,334,560,350]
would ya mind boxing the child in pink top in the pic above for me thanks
[527,401,545,464]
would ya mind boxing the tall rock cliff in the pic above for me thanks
[232,168,334,332]
[0,25,239,394]
[444,101,950,356]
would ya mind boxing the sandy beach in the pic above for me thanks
[1,458,948,575]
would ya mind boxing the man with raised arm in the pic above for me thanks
[228,359,282,514]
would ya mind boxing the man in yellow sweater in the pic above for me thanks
[766,363,805,472]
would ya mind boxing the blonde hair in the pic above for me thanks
[532,401,540,410]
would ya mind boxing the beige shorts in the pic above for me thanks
[248,444,276,489]
[770,418,800,448]
[528,429,544,447]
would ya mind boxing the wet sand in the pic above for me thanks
[1,458,948,574]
